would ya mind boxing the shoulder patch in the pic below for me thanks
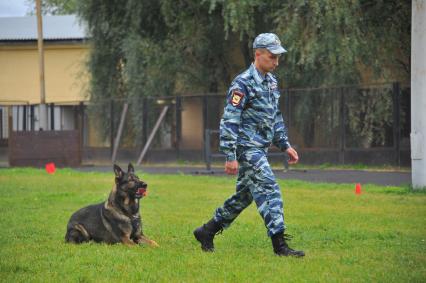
[230,90,244,107]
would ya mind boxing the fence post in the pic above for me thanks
[202,95,208,161]
[110,99,114,157]
[205,129,211,171]
[0,108,2,139]
[339,87,346,164]
[284,88,290,170]
[392,82,401,166]
[285,88,290,127]
[175,96,182,160]
[79,102,85,156]
[142,98,148,149]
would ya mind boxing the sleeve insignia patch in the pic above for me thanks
[230,90,244,107]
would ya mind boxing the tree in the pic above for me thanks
[34,0,410,149]
[213,0,410,87]
[26,0,78,15]
[32,0,410,89]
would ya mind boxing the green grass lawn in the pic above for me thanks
[0,168,425,282]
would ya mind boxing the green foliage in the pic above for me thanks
[72,0,410,104]
[26,0,78,15]
[0,168,425,282]
[35,0,410,143]
[274,1,362,86]
[75,0,235,140]
[274,0,410,87]
[31,0,410,90]
[345,86,394,148]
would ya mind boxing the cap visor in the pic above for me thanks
[267,46,287,54]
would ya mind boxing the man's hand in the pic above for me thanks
[225,160,238,175]
[286,147,299,164]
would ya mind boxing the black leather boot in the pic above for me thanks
[193,218,223,252]
[271,232,305,257]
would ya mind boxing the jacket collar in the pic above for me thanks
[250,63,272,85]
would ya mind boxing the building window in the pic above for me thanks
[11,104,75,131]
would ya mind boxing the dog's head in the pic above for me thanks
[113,163,147,199]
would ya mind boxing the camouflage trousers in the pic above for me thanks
[214,147,286,237]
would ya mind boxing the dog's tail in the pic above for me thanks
[65,223,90,243]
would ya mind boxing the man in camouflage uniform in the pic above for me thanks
[193,33,304,257]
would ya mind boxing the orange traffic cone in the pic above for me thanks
[355,183,362,195]
[45,162,56,174]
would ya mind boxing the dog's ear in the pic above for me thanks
[128,163,134,174]
[114,164,124,179]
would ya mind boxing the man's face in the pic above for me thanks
[255,49,281,74]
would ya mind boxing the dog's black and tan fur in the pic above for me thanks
[65,163,158,247]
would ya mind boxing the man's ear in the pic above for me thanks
[254,49,261,58]
[114,164,123,179]
[128,163,135,174]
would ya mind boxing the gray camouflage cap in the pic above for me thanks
[252,33,287,54]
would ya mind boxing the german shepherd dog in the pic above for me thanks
[65,163,158,247]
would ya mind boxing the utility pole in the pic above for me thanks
[36,0,48,130]
[411,0,426,189]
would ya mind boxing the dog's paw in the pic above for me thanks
[137,236,159,247]
[149,240,159,248]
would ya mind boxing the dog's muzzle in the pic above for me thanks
[135,183,148,198]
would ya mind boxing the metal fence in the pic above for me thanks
[82,82,410,167]
[282,82,410,166]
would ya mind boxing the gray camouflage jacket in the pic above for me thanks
[219,63,291,162]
